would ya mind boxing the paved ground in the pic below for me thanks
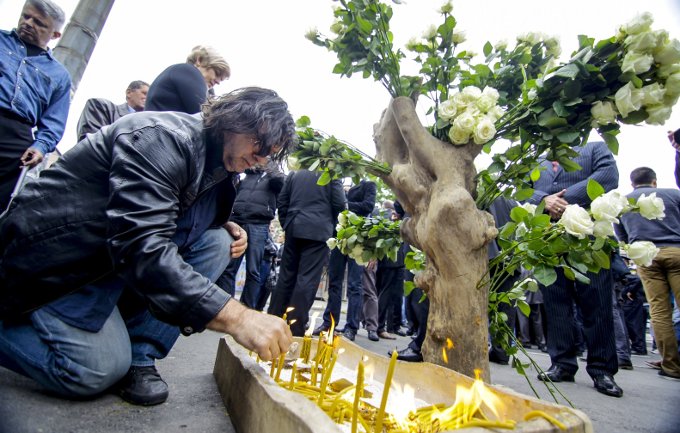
[1,298,678,433]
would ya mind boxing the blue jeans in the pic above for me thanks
[216,223,269,308]
[0,228,232,397]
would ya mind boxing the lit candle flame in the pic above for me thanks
[442,338,455,364]
[305,312,320,337]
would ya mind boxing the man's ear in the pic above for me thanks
[51,30,62,40]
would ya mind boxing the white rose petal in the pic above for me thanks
[438,99,458,121]
[558,204,594,239]
[472,117,496,145]
[641,83,666,106]
[646,105,673,125]
[664,73,680,97]
[637,192,666,219]
[621,51,654,74]
[624,241,659,267]
[625,31,658,52]
[591,192,626,222]
[462,86,482,99]
[326,238,337,249]
[453,111,477,134]
[591,101,618,126]
[593,220,615,238]
[422,25,438,40]
[452,30,466,44]
[654,38,680,66]
[615,82,643,118]
[448,125,470,145]
[621,12,654,36]
[520,203,537,214]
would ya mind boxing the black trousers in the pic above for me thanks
[406,287,429,352]
[0,111,34,210]
[542,268,618,377]
[267,237,329,336]
[376,265,403,333]
[622,297,648,353]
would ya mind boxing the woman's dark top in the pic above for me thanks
[145,63,208,113]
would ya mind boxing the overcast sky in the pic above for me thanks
[2,0,680,191]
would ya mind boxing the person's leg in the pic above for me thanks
[516,307,531,346]
[0,307,131,398]
[622,297,647,354]
[215,255,243,297]
[344,258,365,331]
[540,271,579,374]
[321,249,346,330]
[612,290,632,367]
[268,237,301,318]
[254,257,273,311]
[639,248,680,377]
[287,240,330,336]
[362,261,379,333]
[531,304,547,350]
[239,223,269,308]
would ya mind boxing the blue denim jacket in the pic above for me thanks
[0,29,71,155]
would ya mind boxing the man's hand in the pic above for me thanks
[224,221,247,258]
[207,299,293,361]
[544,189,568,220]
[20,148,44,168]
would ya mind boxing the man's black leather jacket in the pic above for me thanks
[0,111,234,334]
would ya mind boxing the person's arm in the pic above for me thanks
[562,142,619,206]
[29,70,71,161]
[76,98,116,141]
[277,173,293,227]
[330,178,348,217]
[348,181,377,216]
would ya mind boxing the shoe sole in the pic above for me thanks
[118,390,169,406]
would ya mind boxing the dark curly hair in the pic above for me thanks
[202,87,297,165]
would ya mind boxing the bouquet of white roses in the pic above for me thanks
[327,210,401,265]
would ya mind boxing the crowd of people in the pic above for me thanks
[0,0,678,414]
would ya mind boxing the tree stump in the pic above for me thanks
[373,97,498,380]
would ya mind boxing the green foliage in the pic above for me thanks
[328,210,402,265]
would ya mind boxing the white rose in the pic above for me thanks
[591,191,628,222]
[527,88,538,100]
[520,203,537,214]
[590,101,618,126]
[452,30,466,44]
[558,204,594,239]
[487,105,506,122]
[326,238,337,249]
[438,99,458,121]
[495,39,508,51]
[351,245,364,260]
[472,117,496,145]
[422,25,437,40]
[621,51,654,74]
[515,222,528,237]
[453,111,477,134]
[615,82,643,118]
[405,37,420,51]
[593,220,615,238]
[624,241,659,267]
[665,73,680,97]
[448,125,470,145]
[517,32,542,45]
[657,63,680,79]
[462,86,482,99]
[475,86,500,112]
[654,38,680,66]
[451,91,469,111]
[646,105,673,125]
[338,212,348,226]
[637,192,666,219]
[304,27,319,42]
[544,36,562,57]
[620,12,654,36]
[625,31,658,53]
[438,1,453,14]
[641,83,666,106]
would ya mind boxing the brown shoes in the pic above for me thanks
[378,331,396,340]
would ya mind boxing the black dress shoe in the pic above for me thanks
[593,374,623,397]
[390,347,423,362]
[117,366,169,406]
[342,328,356,341]
[488,351,509,365]
[367,330,380,341]
[312,325,329,336]
[618,360,634,370]
[537,365,575,382]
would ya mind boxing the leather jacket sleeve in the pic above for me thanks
[76,98,117,142]
[105,124,229,334]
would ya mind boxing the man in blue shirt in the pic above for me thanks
[0,0,71,211]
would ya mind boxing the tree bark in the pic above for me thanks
[373,97,497,380]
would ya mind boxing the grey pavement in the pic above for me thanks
[1,297,678,433]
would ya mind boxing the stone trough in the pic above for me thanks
[213,336,593,433]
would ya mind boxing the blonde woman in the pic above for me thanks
[146,45,230,113]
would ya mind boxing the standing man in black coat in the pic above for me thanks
[217,161,285,307]
[314,179,377,341]
[528,141,623,397]
[268,170,346,336]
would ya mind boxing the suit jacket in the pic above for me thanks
[528,141,619,208]
[347,180,377,216]
[277,170,346,242]
[76,98,131,141]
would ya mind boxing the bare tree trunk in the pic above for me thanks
[373,97,498,380]
[53,0,115,97]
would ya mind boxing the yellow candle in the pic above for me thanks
[288,362,298,390]
[301,335,312,364]
[274,352,286,382]
[317,350,338,404]
[375,348,398,433]
[311,361,318,386]
[315,332,325,363]
[351,360,364,433]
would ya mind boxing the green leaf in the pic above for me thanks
[552,100,569,117]
[483,41,493,57]
[601,132,620,155]
[513,188,534,201]
[510,207,529,223]
[317,170,331,186]
[534,265,557,286]
[592,249,611,269]
[404,281,416,296]
[530,167,541,182]
[355,15,373,34]
[558,157,582,172]
[517,300,531,317]
[553,63,580,79]
[586,178,605,200]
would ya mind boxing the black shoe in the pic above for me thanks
[117,366,169,406]
[537,365,575,382]
[342,328,356,341]
[593,374,623,397]
[396,328,409,337]
[618,360,634,370]
[390,347,423,362]
[631,350,648,356]
[312,325,329,336]
[538,344,548,353]
[488,351,509,365]
[658,369,680,381]
[367,330,380,341]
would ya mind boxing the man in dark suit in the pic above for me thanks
[76,80,149,141]
[267,170,346,336]
[528,141,623,397]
